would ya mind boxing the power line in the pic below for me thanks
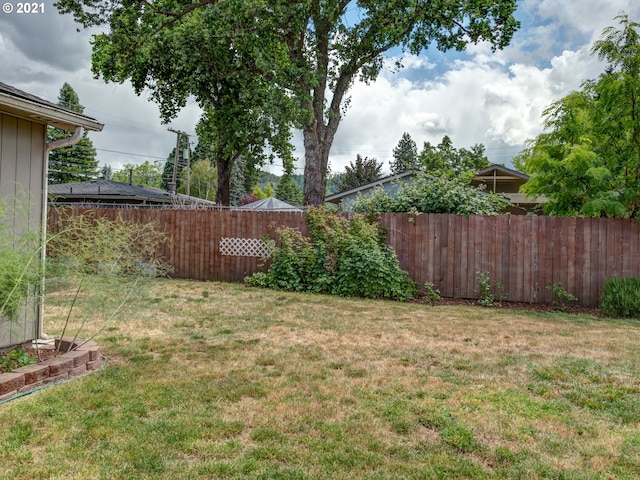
[95,148,168,160]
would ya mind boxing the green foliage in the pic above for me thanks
[600,276,640,318]
[0,347,36,373]
[47,210,171,278]
[56,0,519,206]
[390,132,419,174]
[546,282,578,311]
[476,271,506,307]
[422,281,442,305]
[253,183,275,200]
[337,154,383,192]
[179,159,217,201]
[112,161,164,188]
[0,200,41,321]
[348,174,509,215]
[246,208,417,301]
[518,15,640,218]
[47,83,98,184]
[276,162,304,206]
[417,135,490,177]
[0,249,33,321]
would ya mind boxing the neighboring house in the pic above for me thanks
[0,82,103,349]
[325,165,546,215]
[471,165,546,215]
[324,171,417,208]
[48,179,216,206]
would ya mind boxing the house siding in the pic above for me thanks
[0,111,46,349]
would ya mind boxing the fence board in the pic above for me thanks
[47,207,640,307]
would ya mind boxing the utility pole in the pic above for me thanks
[185,140,191,197]
[167,127,191,195]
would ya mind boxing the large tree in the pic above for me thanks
[516,14,640,218]
[47,83,98,184]
[56,0,519,205]
[63,0,296,205]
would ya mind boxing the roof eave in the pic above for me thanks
[0,92,104,132]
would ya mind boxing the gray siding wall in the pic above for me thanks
[0,112,46,349]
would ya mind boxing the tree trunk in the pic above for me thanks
[216,158,232,206]
[303,122,329,206]
[304,119,345,205]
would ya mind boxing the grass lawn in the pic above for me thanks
[1,278,640,479]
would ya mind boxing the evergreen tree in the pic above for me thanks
[229,156,246,206]
[338,155,383,192]
[277,161,304,205]
[47,83,98,184]
[391,133,419,174]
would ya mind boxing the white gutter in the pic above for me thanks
[37,127,87,341]
[0,90,104,132]
[46,126,85,154]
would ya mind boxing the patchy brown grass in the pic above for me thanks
[1,278,639,479]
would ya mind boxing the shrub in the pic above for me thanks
[47,210,171,277]
[0,200,42,321]
[245,208,416,301]
[422,281,442,305]
[546,282,577,311]
[348,174,509,214]
[0,347,36,373]
[0,249,34,320]
[476,271,506,307]
[238,193,259,206]
[600,276,640,318]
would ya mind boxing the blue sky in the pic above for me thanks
[1,0,639,177]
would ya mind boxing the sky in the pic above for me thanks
[1,0,639,178]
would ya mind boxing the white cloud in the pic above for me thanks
[329,39,608,172]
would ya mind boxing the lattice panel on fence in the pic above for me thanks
[220,237,272,257]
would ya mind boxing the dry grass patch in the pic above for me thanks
[1,278,639,479]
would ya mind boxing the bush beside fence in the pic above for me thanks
[47,207,640,307]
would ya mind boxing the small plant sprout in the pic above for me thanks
[476,271,507,307]
[422,281,441,305]
[546,282,577,311]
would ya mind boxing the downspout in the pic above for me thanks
[37,127,85,340]
[46,126,85,154]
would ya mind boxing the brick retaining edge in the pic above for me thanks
[0,337,104,402]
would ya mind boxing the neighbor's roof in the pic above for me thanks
[474,164,530,182]
[236,197,303,211]
[48,179,215,205]
[0,81,103,132]
[324,170,417,204]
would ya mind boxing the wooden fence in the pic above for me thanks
[47,207,640,307]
